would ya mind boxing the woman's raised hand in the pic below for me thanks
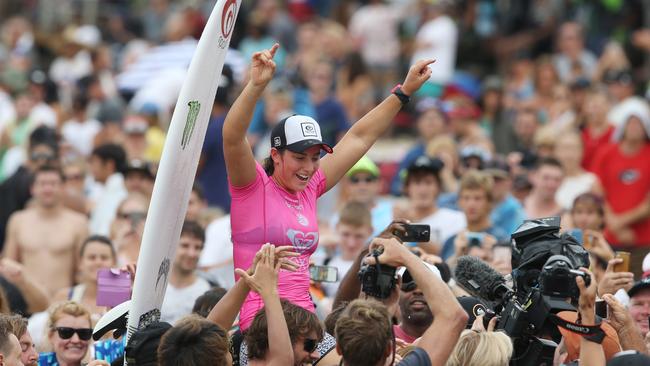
[250,43,279,88]
[401,59,435,96]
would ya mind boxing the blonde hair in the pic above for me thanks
[446,330,513,366]
[459,170,494,202]
[47,301,91,332]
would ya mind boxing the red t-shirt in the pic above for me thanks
[582,125,614,172]
[592,143,650,245]
[393,324,418,344]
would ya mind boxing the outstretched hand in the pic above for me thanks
[576,268,597,323]
[236,244,280,297]
[250,43,279,88]
[247,243,300,275]
[401,59,435,95]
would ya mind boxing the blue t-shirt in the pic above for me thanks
[199,113,231,212]
[39,338,125,365]
[491,194,526,237]
[397,347,431,366]
[441,225,509,260]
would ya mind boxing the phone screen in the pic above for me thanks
[309,266,338,282]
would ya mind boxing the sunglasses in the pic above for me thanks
[54,327,93,341]
[303,338,318,354]
[349,176,377,184]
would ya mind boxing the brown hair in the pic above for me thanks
[47,301,91,332]
[335,299,392,366]
[263,149,286,176]
[245,299,323,360]
[0,287,10,315]
[338,202,372,229]
[459,170,494,202]
[158,315,230,366]
[324,301,349,336]
[0,316,13,357]
[0,314,27,338]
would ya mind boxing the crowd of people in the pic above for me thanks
[0,0,650,365]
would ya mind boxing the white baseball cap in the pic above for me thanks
[270,115,333,154]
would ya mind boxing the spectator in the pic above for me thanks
[88,143,127,236]
[552,22,597,83]
[581,89,614,171]
[53,235,116,323]
[443,170,508,261]
[484,161,526,236]
[605,71,638,128]
[446,330,513,366]
[336,52,375,121]
[191,287,227,318]
[158,315,231,366]
[0,315,22,366]
[185,184,207,227]
[479,76,517,155]
[123,160,154,199]
[396,155,466,254]
[198,66,233,213]
[512,108,539,162]
[4,166,88,296]
[78,72,124,125]
[123,321,171,366]
[336,156,393,237]
[160,221,211,324]
[321,202,373,298]
[390,103,447,196]
[1,313,38,366]
[394,272,434,343]
[61,159,89,215]
[592,101,650,274]
[335,237,468,365]
[40,301,93,366]
[61,94,101,157]
[523,157,564,219]
[109,193,148,266]
[554,132,596,210]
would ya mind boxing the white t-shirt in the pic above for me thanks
[320,255,355,298]
[556,172,596,210]
[419,208,467,244]
[411,15,458,85]
[62,118,102,156]
[160,277,211,324]
[198,215,235,289]
[349,4,403,67]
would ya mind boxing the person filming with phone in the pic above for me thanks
[442,170,509,264]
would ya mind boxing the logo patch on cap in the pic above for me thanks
[273,136,281,147]
[301,122,318,138]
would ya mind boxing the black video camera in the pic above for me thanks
[539,255,591,300]
[358,248,397,299]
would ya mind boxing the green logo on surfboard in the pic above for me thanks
[181,100,201,149]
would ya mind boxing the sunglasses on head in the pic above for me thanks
[54,327,93,341]
[349,176,377,184]
[303,338,318,354]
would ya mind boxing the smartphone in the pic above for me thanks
[309,265,338,282]
[97,269,132,307]
[467,232,486,248]
[613,251,631,273]
[582,231,594,250]
[395,224,431,243]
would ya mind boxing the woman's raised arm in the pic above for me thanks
[320,59,435,192]
[223,44,279,187]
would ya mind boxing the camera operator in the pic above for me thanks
[334,236,467,365]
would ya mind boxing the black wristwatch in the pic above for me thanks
[391,84,411,105]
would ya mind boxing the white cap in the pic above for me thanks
[270,115,333,153]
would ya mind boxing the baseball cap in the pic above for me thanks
[270,115,333,154]
[125,160,154,180]
[407,155,444,175]
[125,321,172,365]
[346,156,379,178]
[483,159,510,180]
[628,275,650,298]
[607,351,650,366]
[123,116,149,135]
[457,296,490,329]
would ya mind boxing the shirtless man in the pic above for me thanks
[524,157,564,219]
[3,166,88,296]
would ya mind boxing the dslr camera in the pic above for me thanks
[358,247,397,299]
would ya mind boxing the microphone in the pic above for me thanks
[454,256,511,304]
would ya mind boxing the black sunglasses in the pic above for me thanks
[303,338,318,354]
[349,176,377,184]
[54,327,93,341]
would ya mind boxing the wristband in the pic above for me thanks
[391,84,410,105]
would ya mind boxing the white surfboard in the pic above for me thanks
[119,0,241,362]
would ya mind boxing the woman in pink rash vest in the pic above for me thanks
[222,43,433,334]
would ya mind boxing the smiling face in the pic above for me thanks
[291,331,320,366]
[398,286,433,329]
[79,241,115,283]
[173,234,203,275]
[49,315,91,365]
[629,289,650,334]
[271,146,322,194]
